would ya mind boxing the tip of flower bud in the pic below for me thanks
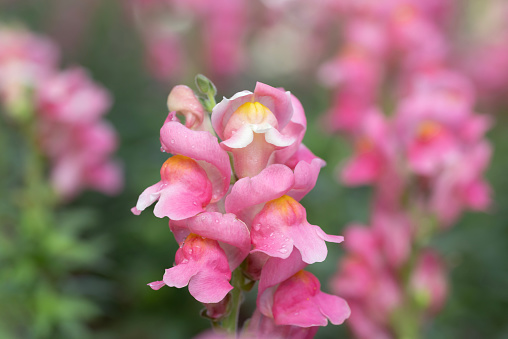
[195,74,217,96]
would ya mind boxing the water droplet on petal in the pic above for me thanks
[160,147,166,152]
[170,139,175,144]
[191,145,195,149]
[269,232,274,237]
[280,248,288,254]
[193,201,198,206]
[253,223,261,231]
[201,215,206,220]
[215,219,219,223]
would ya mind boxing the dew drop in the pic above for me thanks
[170,139,175,144]
[191,145,195,149]
[160,147,166,152]
[201,215,206,220]
[215,219,219,223]
[193,201,198,206]
[285,237,290,242]
[253,223,261,231]
[269,232,274,237]
[280,248,288,254]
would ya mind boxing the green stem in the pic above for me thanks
[221,268,243,335]
[207,92,217,109]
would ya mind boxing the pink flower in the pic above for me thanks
[37,67,111,124]
[0,27,58,112]
[462,40,508,104]
[225,164,296,224]
[166,85,210,132]
[225,151,325,224]
[145,32,184,81]
[341,108,392,185]
[331,223,404,337]
[211,82,296,178]
[133,119,232,218]
[149,233,233,303]
[272,93,308,166]
[250,195,343,264]
[346,303,392,339]
[410,250,448,313]
[429,141,491,225]
[169,212,251,270]
[283,145,326,202]
[160,119,232,201]
[261,269,350,328]
[43,121,122,199]
[372,209,413,269]
[132,155,213,219]
[149,212,251,304]
[321,89,374,134]
[394,71,486,176]
[203,0,247,77]
[318,44,382,97]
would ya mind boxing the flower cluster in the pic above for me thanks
[128,0,247,80]
[457,0,508,106]
[132,80,350,337]
[318,1,492,338]
[126,0,346,82]
[0,26,122,200]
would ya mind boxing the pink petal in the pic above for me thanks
[315,291,351,325]
[257,250,307,317]
[211,90,253,140]
[188,270,233,304]
[166,85,205,129]
[253,82,293,130]
[162,235,232,303]
[289,157,326,201]
[291,223,334,264]
[225,164,294,219]
[147,280,165,290]
[341,151,384,185]
[221,124,254,149]
[251,195,341,264]
[186,212,251,269]
[271,93,307,165]
[160,121,231,202]
[133,181,164,213]
[273,271,341,327]
[153,187,206,220]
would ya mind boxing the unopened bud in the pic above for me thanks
[195,74,217,96]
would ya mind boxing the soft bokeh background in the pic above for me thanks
[2,1,508,338]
